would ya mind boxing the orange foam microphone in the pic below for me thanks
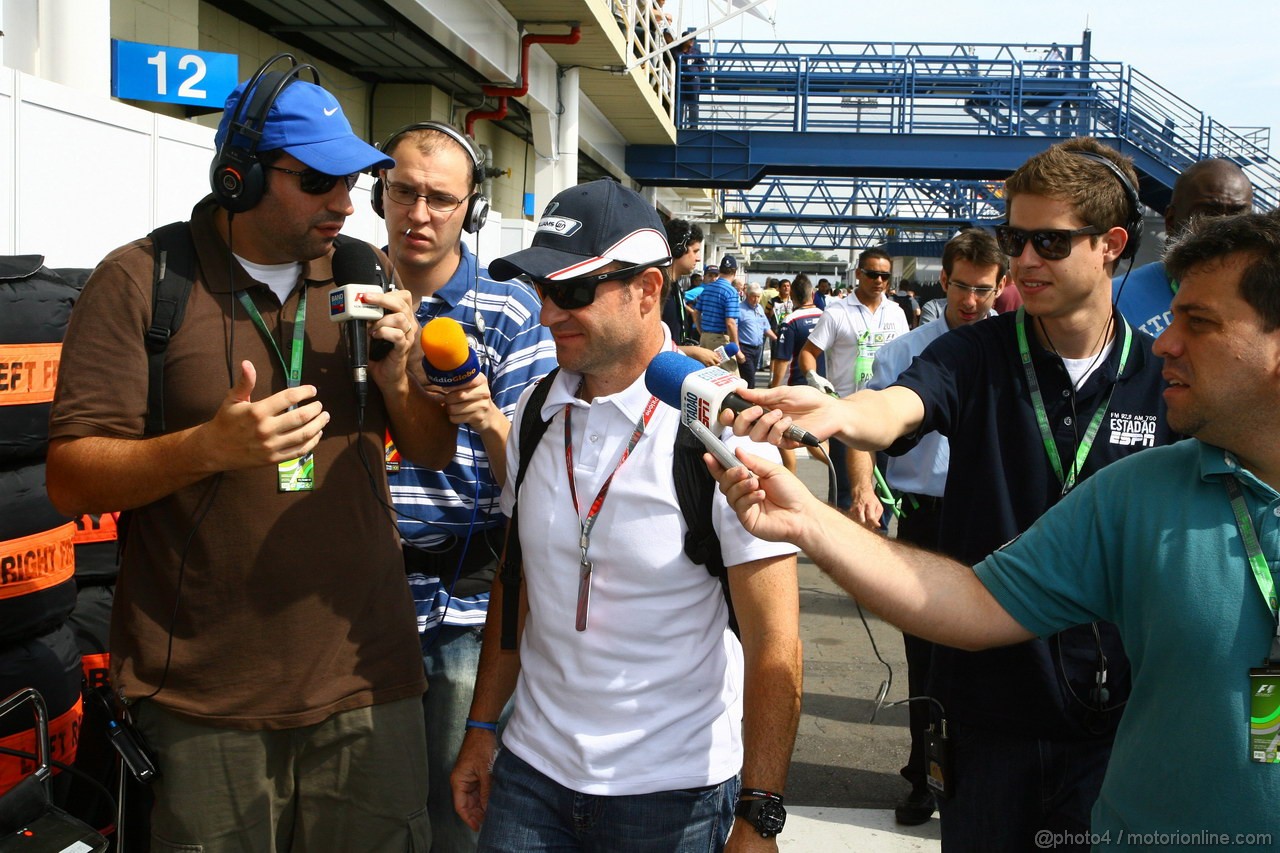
[421,317,481,388]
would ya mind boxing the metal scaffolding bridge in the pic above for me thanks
[625,35,1278,250]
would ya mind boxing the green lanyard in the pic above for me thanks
[1225,475,1280,664]
[236,287,308,387]
[1015,307,1132,492]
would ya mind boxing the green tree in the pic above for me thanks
[752,248,829,262]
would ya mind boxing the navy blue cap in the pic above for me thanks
[490,180,671,281]
[719,254,738,271]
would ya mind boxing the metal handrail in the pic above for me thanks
[675,38,1277,209]
[0,687,52,786]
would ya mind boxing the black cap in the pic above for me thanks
[719,254,738,271]
[489,180,671,282]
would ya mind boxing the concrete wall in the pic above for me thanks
[1,0,674,266]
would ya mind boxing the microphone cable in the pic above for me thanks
[136,214,239,703]
[877,693,946,724]
[855,596,894,724]
[420,422,485,651]
[424,232,495,649]
[813,438,896,721]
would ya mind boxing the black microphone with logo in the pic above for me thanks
[328,241,392,409]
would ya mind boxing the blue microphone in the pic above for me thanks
[645,351,821,448]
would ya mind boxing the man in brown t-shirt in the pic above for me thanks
[46,65,455,852]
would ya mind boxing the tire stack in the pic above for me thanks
[0,256,100,809]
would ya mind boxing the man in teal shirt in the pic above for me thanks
[708,210,1280,849]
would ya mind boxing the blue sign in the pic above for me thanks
[112,40,238,108]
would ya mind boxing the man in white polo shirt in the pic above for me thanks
[799,248,910,517]
[451,180,802,852]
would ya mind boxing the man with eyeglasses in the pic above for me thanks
[850,229,1007,827]
[1113,158,1253,338]
[376,123,556,853]
[799,248,910,520]
[450,180,801,853]
[47,71,456,850]
[715,138,1175,852]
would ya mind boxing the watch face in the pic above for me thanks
[757,800,787,835]
[738,798,787,837]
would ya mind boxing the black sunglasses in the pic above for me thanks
[995,224,1105,261]
[532,260,669,310]
[267,165,360,195]
[858,269,892,281]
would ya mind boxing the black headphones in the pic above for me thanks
[371,121,490,234]
[667,220,694,259]
[1071,150,1144,260]
[210,54,320,213]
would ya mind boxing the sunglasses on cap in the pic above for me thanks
[995,224,1105,261]
[532,260,669,310]
[267,165,360,195]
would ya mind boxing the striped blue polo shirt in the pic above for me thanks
[390,243,556,631]
[695,276,740,333]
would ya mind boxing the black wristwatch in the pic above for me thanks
[735,789,786,838]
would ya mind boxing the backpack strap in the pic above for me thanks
[144,222,198,436]
[673,423,735,635]
[499,367,559,650]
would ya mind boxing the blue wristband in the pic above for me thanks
[466,718,498,731]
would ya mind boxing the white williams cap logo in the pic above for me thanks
[537,215,582,236]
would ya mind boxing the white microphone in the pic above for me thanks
[685,417,740,469]
[645,351,821,448]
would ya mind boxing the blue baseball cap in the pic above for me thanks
[215,78,393,175]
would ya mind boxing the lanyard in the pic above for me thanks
[236,288,308,387]
[563,393,661,632]
[854,300,886,337]
[1225,476,1280,663]
[1015,307,1132,492]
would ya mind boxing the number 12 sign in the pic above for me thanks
[112,39,238,108]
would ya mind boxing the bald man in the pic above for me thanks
[1113,157,1252,337]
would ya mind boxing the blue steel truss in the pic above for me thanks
[727,177,1005,250]
[737,220,957,252]
[723,177,1006,224]
[631,36,1279,250]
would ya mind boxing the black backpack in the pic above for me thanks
[499,367,734,649]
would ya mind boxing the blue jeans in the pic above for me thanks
[477,749,738,852]
[937,724,1111,853]
[424,625,511,853]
